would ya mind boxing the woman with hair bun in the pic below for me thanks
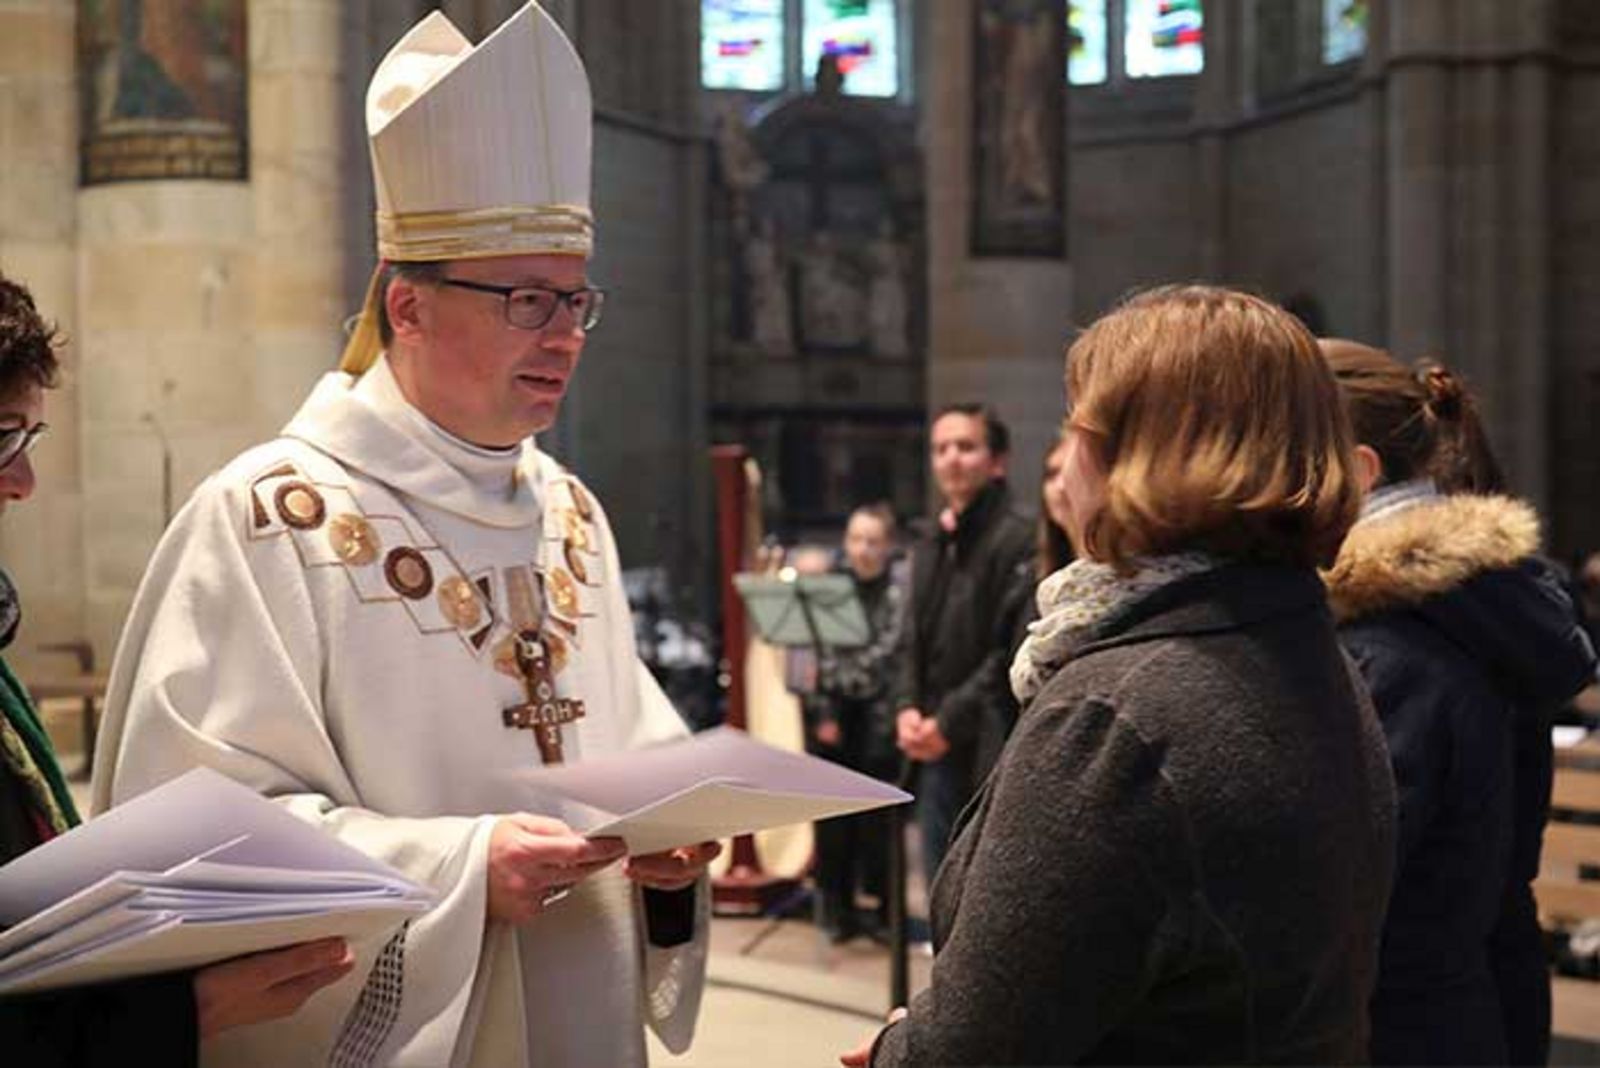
[842,287,1396,1067]
[1321,340,1597,1066]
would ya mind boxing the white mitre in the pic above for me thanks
[340,1,593,374]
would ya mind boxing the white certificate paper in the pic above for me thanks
[508,726,912,855]
[0,768,431,995]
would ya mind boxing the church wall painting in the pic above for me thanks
[78,0,249,185]
[971,0,1066,258]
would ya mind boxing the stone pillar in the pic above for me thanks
[924,0,1074,501]
[1192,0,1234,280]
[1384,0,1555,507]
[1550,0,1600,555]
[0,0,83,664]
[249,0,346,424]
[1383,2,1451,362]
[77,0,345,659]
[77,183,254,657]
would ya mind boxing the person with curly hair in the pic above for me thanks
[0,271,353,1065]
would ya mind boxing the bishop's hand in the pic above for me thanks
[487,813,627,925]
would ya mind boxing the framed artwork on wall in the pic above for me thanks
[78,0,249,185]
[971,0,1067,258]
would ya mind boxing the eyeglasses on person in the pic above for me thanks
[0,423,46,472]
[438,279,606,331]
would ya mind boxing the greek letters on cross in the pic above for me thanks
[502,630,585,764]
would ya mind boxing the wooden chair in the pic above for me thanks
[1540,745,1600,1044]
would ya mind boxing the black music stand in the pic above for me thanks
[733,570,870,653]
[731,569,869,954]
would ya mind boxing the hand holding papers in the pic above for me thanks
[0,768,432,996]
[509,726,911,856]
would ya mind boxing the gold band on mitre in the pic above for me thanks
[376,204,593,262]
[337,204,596,375]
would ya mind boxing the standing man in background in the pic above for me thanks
[896,404,1034,889]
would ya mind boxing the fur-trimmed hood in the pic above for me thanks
[1324,495,1539,623]
[1325,494,1595,709]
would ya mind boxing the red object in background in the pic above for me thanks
[709,445,798,914]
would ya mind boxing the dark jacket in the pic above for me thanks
[804,569,905,779]
[895,479,1034,793]
[871,564,1397,1066]
[0,660,198,1068]
[1326,494,1598,1067]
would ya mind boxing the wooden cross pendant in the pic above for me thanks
[502,630,585,764]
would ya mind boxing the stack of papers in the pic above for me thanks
[0,768,432,996]
[509,726,912,855]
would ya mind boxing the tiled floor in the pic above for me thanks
[651,915,933,1067]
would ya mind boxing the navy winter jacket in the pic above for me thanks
[1327,494,1597,1066]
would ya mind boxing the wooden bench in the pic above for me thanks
[1540,747,1600,1044]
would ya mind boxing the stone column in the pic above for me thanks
[1192,0,1235,280]
[0,0,83,662]
[1384,0,1555,507]
[1383,0,1452,362]
[249,0,346,425]
[77,0,345,659]
[77,182,254,657]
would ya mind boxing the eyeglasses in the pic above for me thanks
[438,279,606,331]
[0,423,46,472]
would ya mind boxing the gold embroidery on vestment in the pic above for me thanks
[276,482,326,530]
[384,547,433,599]
[547,568,579,619]
[544,629,571,674]
[569,481,593,521]
[564,541,589,584]
[561,509,591,552]
[437,575,483,630]
[328,514,381,566]
[492,634,521,679]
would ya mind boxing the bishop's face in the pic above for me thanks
[390,253,589,449]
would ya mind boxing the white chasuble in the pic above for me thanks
[92,357,708,1067]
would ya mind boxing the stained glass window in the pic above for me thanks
[1124,0,1204,79]
[1068,0,1109,86]
[802,0,899,98]
[1322,0,1368,65]
[702,0,786,92]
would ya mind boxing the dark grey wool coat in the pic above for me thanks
[871,564,1398,1066]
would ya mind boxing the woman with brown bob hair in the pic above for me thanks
[844,285,1397,1067]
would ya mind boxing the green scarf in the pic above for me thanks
[0,657,80,835]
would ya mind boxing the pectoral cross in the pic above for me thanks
[502,630,585,764]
